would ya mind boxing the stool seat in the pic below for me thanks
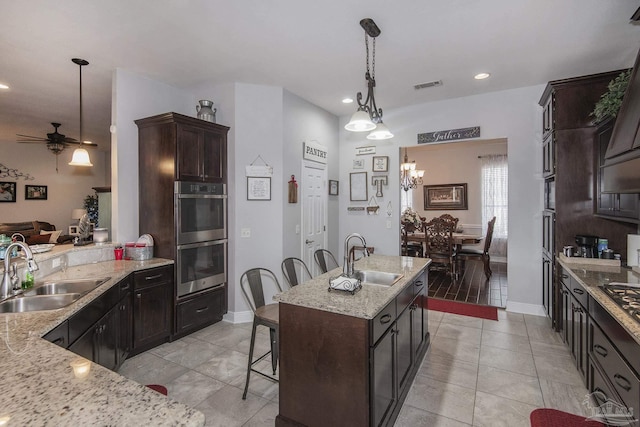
[530,408,605,427]
[255,304,279,325]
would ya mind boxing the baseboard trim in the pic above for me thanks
[223,310,253,324]
[506,301,546,317]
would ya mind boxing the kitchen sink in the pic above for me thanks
[24,278,111,296]
[0,294,82,313]
[354,270,404,287]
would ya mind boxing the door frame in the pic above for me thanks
[301,160,328,271]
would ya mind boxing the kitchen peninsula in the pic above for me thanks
[275,254,430,427]
[0,245,204,426]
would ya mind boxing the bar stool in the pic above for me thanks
[281,257,312,287]
[314,249,339,273]
[240,268,282,399]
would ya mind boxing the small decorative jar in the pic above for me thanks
[196,100,217,123]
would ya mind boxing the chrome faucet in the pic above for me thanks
[343,233,369,277]
[1,242,38,300]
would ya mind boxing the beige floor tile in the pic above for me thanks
[149,336,200,357]
[481,329,531,354]
[193,349,249,385]
[427,310,445,323]
[476,365,543,406]
[530,338,572,358]
[166,370,226,408]
[118,352,189,386]
[481,317,528,337]
[242,401,279,427]
[429,335,481,364]
[526,323,564,345]
[473,390,538,427]
[417,352,478,390]
[196,384,269,427]
[533,352,584,387]
[498,310,525,322]
[436,322,482,345]
[396,404,472,426]
[538,378,591,417]
[440,312,483,329]
[479,346,537,376]
[163,339,227,369]
[523,313,552,327]
[405,375,475,424]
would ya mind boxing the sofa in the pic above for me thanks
[0,221,74,245]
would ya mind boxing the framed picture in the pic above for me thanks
[247,176,271,200]
[329,180,339,196]
[353,159,365,169]
[25,185,47,200]
[0,182,16,203]
[424,183,468,210]
[349,172,368,201]
[372,156,389,172]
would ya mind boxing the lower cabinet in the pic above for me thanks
[371,324,396,427]
[175,285,226,337]
[132,265,172,354]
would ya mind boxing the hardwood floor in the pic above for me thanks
[428,259,507,307]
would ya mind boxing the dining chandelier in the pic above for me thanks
[400,148,424,191]
[344,18,393,140]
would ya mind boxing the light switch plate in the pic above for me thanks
[241,228,251,238]
[295,224,300,234]
[386,220,392,229]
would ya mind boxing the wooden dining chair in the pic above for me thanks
[401,221,424,257]
[314,249,339,274]
[438,213,459,231]
[281,257,312,287]
[424,217,456,275]
[457,216,496,278]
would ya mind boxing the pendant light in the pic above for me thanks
[345,18,394,140]
[68,58,93,167]
[400,148,424,191]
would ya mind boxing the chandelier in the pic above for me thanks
[400,148,424,191]
[344,18,393,140]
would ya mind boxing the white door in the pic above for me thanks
[302,164,327,277]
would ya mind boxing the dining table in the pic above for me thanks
[405,231,484,254]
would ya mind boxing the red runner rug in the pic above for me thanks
[427,298,498,321]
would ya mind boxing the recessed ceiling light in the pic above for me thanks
[474,73,491,80]
[342,97,354,104]
[0,83,9,90]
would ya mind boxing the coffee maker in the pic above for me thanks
[575,235,598,258]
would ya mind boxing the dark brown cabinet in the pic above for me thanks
[176,123,226,183]
[43,320,69,348]
[175,285,226,336]
[558,268,588,385]
[371,323,396,427]
[542,255,553,320]
[132,265,172,353]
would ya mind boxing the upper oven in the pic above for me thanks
[175,181,226,245]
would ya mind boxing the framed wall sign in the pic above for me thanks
[329,180,339,196]
[372,156,388,172]
[247,177,271,200]
[25,184,47,200]
[0,181,16,202]
[349,172,368,201]
[424,183,468,210]
[353,159,365,169]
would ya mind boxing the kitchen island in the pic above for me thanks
[0,245,204,426]
[274,254,430,427]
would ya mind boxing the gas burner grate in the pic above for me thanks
[601,284,640,321]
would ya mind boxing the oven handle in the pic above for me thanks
[176,194,227,199]
[177,239,228,250]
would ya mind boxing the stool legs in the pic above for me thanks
[270,327,278,375]
[242,319,259,400]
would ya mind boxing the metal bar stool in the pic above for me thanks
[314,249,339,274]
[240,268,282,399]
[281,257,312,287]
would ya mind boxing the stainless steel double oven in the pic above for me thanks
[175,181,227,298]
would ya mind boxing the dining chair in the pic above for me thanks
[281,257,312,287]
[457,216,496,278]
[401,221,424,257]
[314,249,339,274]
[438,214,459,231]
[240,267,282,399]
[424,217,456,275]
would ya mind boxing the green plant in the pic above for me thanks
[83,193,99,226]
[592,70,631,122]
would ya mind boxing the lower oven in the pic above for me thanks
[176,239,227,298]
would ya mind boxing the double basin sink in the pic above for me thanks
[0,278,111,313]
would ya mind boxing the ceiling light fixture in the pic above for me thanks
[342,97,354,104]
[0,84,9,90]
[400,148,424,191]
[474,72,491,80]
[69,58,93,167]
[345,18,393,140]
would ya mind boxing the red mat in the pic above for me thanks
[427,298,498,321]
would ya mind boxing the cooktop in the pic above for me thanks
[600,283,640,322]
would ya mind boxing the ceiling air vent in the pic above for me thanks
[414,80,443,90]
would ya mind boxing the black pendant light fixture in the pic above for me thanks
[344,18,393,140]
[68,58,93,167]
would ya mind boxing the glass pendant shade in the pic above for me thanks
[345,110,376,132]
[366,122,394,140]
[69,148,93,166]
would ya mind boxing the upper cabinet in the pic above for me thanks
[136,112,229,183]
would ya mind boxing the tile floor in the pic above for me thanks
[119,310,590,426]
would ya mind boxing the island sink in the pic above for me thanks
[354,270,403,287]
[0,294,83,313]
[24,278,111,296]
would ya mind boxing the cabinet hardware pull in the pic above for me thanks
[614,374,632,392]
[415,281,423,287]
[593,388,608,404]
[562,274,568,279]
[196,307,209,313]
[573,288,584,295]
[120,283,130,291]
[52,337,65,345]
[593,344,608,357]
[380,314,392,324]
[145,274,163,281]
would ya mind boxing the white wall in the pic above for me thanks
[339,84,545,314]
[1,143,108,230]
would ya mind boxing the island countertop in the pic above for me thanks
[0,250,205,426]
[274,254,430,319]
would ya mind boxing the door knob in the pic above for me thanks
[305,239,314,244]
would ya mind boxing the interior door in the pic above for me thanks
[302,164,327,277]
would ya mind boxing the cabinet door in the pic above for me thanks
[617,194,640,219]
[133,283,171,350]
[43,320,69,348]
[542,255,552,319]
[68,324,97,363]
[576,303,588,383]
[561,285,571,345]
[371,326,396,427]
[202,130,226,183]
[177,124,203,181]
[117,294,132,366]
[542,211,555,257]
[98,305,119,372]
[542,134,555,177]
[397,306,412,393]
[542,96,554,140]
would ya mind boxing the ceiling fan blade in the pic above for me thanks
[16,134,48,140]
[62,136,79,143]
[67,140,98,147]
[17,139,48,144]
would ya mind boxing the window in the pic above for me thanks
[480,154,508,256]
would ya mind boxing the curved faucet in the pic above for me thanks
[2,242,39,300]
[343,233,368,277]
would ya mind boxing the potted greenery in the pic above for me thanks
[591,69,631,123]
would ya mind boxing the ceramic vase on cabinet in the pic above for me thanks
[196,100,217,123]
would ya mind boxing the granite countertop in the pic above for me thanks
[0,247,205,426]
[275,254,430,319]
[558,257,640,346]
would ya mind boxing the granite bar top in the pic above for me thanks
[275,255,430,319]
[0,246,205,426]
[558,257,640,346]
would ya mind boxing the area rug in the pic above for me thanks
[427,298,498,321]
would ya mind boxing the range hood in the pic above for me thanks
[602,46,640,193]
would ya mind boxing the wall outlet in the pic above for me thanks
[386,220,392,229]
[52,258,60,268]
[295,224,300,234]
[241,228,251,238]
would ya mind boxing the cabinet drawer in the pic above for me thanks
[43,320,69,348]
[591,320,640,410]
[590,360,620,409]
[134,265,173,290]
[397,282,415,314]
[371,300,396,345]
[176,286,225,333]
[68,284,119,344]
[568,276,588,308]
